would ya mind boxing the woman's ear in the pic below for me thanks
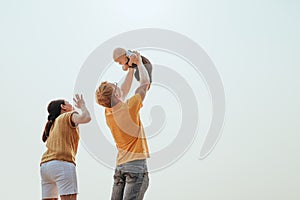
[61,104,67,111]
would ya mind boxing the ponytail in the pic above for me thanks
[42,99,65,142]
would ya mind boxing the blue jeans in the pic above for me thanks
[111,160,149,200]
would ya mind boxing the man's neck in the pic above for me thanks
[111,98,122,107]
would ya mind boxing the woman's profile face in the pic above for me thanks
[61,100,73,112]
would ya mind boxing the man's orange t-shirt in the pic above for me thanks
[105,94,150,165]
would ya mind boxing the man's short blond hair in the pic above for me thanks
[95,81,114,108]
[113,47,126,61]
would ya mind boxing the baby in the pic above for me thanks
[113,47,152,83]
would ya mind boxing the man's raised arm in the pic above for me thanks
[120,68,134,100]
[135,53,150,101]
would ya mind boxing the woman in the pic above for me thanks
[40,94,91,200]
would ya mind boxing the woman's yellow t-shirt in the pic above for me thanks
[41,111,79,165]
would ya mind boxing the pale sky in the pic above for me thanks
[0,0,299,199]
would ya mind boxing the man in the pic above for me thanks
[95,52,151,200]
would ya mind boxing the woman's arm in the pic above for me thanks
[72,94,91,124]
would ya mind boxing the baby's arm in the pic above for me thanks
[127,50,138,67]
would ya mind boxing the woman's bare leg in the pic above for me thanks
[42,198,58,200]
[60,194,77,200]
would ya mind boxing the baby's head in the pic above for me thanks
[113,47,128,65]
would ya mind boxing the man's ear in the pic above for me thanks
[114,92,120,98]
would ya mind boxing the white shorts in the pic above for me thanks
[40,160,78,198]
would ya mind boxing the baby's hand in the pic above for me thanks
[122,64,129,71]
[129,51,142,66]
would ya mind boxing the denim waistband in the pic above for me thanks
[116,159,148,173]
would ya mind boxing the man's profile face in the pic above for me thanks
[111,82,122,100]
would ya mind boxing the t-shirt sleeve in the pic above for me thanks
[127,93,143,114]
[63,111,79,128]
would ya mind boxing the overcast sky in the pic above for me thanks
[0,0,299,199]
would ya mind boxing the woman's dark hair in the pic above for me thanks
[42,99,65,142]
